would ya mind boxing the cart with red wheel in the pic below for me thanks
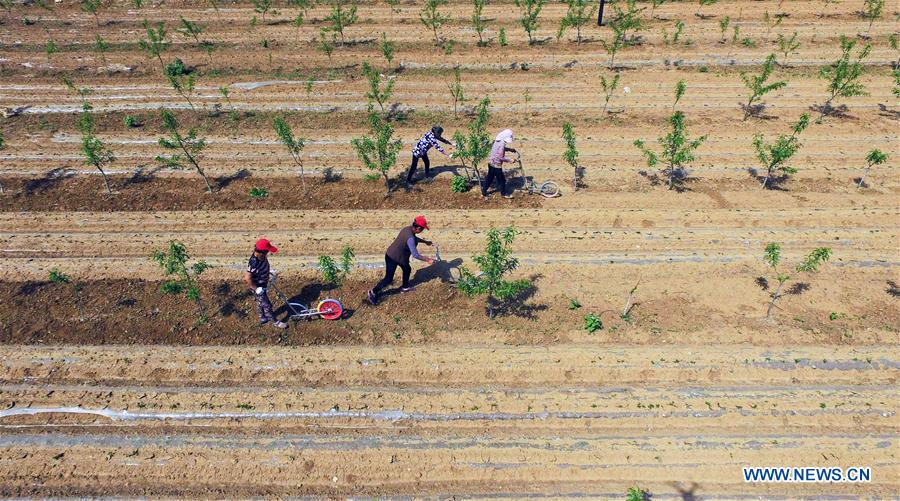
[269,271,344,322]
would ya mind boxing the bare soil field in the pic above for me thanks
[0,0,897,498]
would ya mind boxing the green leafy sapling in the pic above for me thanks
[762,243,831,320]
[362,61,395,113]
[858,149,887,188]
[45,39,58,61]
[156,109,212,192]
[515,0,545,45]
[380,32,395,67]
[447,66,465,117]
[318,31,336,61]
[861,0,884,36]
[273,115,308,192]
[77,103,116,193]
[753,113,810,189]
[557,0,596,43]
[583,313,603,333]
[819,36,871,112]
[178,17,214,63]
[776,31,800,66]
[318,245,355,285]
[219,86,238,123]
[718,16,730,43]
[599,71,621,113]
[152,240,210,322]
[81,0,104,26]
[762,10,781,40]
[740,54,787,120]
[673,79,686,110]
[453,97,491,181]
[420,0,449,44]
[249,187,269,199]
[138,19,170,70]
[648,0,666,20]
[627,486,649,501]
[451,175,470,193]
[252,0,274,22]
[472,0,487,46]
[323,0,358,45]
[351,105,403,195]
[499,27,508,47]
[457,227,532,318]
[662,20,684,48]
[634,83,707,191]
[385,0,401,13]
[562,122,580,190]
[93,34,109,64]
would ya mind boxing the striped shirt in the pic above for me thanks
[247,255,270,287]
[412,131,446,157]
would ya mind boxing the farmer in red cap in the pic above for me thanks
[244,238,288,329]
[367,215,434,305]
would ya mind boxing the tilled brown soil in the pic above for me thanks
[0,175,542,211]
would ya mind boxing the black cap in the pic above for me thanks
[431,126,444,138]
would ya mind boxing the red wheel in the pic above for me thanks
[316,299,343,320]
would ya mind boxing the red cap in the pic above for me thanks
[255,238,278,253]
[414,215,429,230]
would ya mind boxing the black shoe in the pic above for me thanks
[367,289,378,305]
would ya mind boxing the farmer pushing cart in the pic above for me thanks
[406,126,454,187]
[367,215,435,306]
[245,238,289,330]
[482,129,517,200]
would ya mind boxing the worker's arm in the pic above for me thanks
[407,237,434,263]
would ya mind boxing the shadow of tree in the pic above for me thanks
[810,103,852,120]
[488,273,547,320]
[755,277,769,291]
[413,258,464,285]
[886,280,900,298]
[741,102,779,120]
[124,165,165,186]
[15,281,47,296]
[787,282,810,295]
[215,168,250,189]
[23,168,75,195]
[639,168,698,193]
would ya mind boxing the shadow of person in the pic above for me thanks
[412,258,464,285]
[274,281,337,317]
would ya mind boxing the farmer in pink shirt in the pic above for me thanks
[482,129,517,199]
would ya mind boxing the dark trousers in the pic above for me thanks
[406,153,430,182]
[373,254,411,295]
[481,165,507,196]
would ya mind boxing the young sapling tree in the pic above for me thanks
[453,97,491,181]
[420,0,449,45]
[648,0,666,20]
[177,17,213,63]
[323,0,358,45]
[627,487,649,501]
[93,34,109,64]
[718,16,730,43]
[472,0,487,46]
[761,243,831,320]
[599,71,620,113]
[634,83,707,191]
[457,226,532,318]
[861,0,884,36]
[385,0,401,13]
[514,0,545,45]
[318,245,355,285]
[673,79,686,110]
[499,27,508,47]
[583,313,603,333]
[81,0,104,26]
[218,86,239,123]
[776,31,800,66]
[362,61,395,114]
[819,36,871,112]
[165,57,196,110]
[138,19,170,70]
[561,122,580,190]
[858,148,887,188]
[753,113,810,188]
[557,0,596,43]
[740,53,787,120]
[156,109,212,192]
[152,240,210,322]
[318,31,336,61]
[447,66,465,117]
[45,39,58,61]
[76,103,116,194]
[380,32,395,68]
[273,115,309,192]
[351,105,403,195]
[762,10,782,41]
[252,0,273,22]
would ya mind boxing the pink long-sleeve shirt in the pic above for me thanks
[488,140,513,167]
